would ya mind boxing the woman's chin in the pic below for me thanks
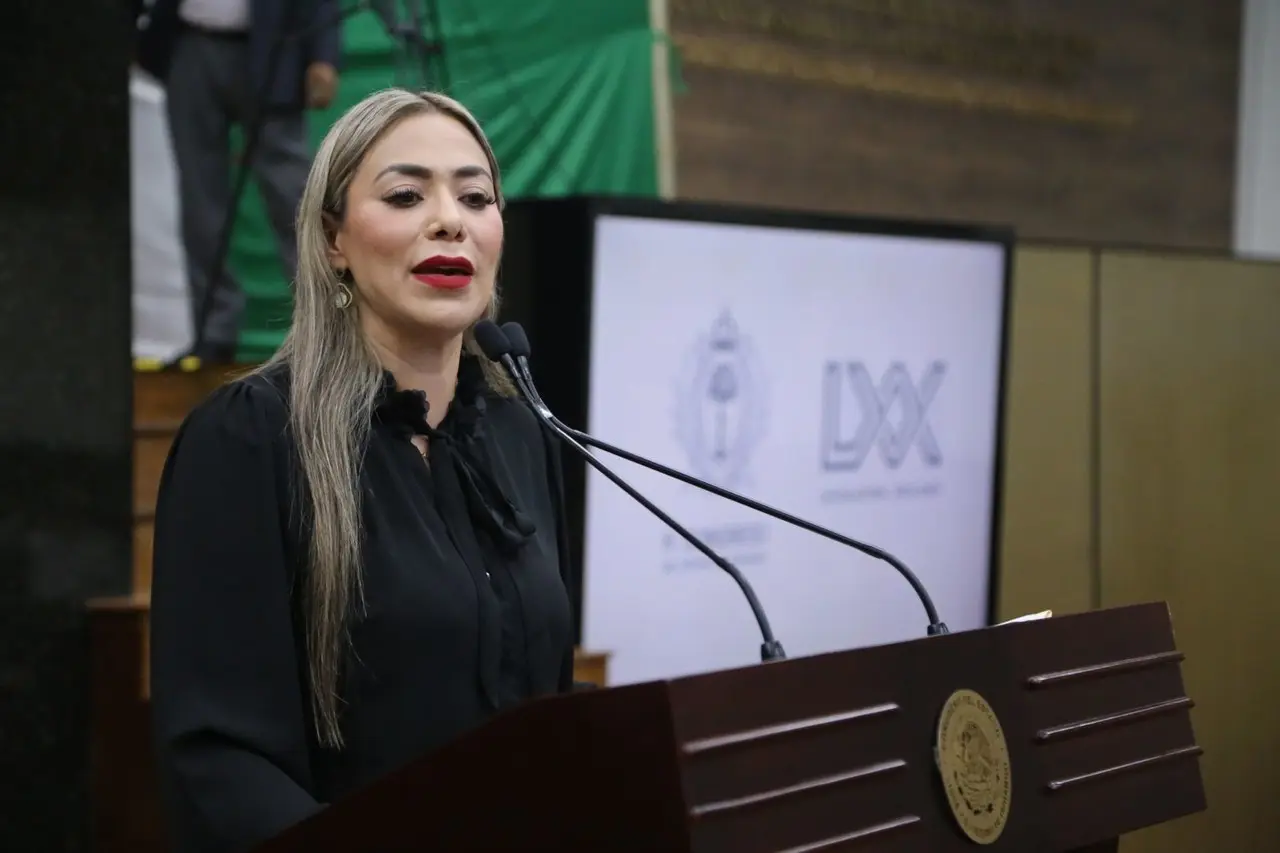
[399,300,488,339]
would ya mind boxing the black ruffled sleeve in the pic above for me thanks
[149,378,322,853]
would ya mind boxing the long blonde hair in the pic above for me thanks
[260,89,513,749]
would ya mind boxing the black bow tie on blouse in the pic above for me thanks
[372,356,536,553]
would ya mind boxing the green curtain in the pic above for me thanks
[232,0,659,361]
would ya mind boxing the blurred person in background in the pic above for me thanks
[137,0,342,367]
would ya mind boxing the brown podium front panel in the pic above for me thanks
[255,602,1203,852]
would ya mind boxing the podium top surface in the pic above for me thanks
[657,601,1202,851]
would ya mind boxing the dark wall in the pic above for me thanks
[0,0,134,848]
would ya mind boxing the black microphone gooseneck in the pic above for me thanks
[498,322,950,637]
[471,322,787,663]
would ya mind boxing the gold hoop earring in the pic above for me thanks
[334,282,353,309]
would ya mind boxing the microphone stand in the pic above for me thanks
[370,0,448,89]
[189,0,447,366]
[409,0,450,93]
[190,0,305,365]
[475,331,787,663]
[499,324,950,637]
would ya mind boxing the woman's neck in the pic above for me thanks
[365,323,464,430]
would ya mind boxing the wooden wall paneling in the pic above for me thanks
[1097,251,1280,852]
[88,598,167,852]
[996,246,1096,621]
[667,0,1240,250]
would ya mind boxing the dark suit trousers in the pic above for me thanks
[165,29,311,348]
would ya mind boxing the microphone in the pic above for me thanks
[499,321,950,637]
[471,321,787,663]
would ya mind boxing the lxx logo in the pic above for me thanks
[820,361,946,471]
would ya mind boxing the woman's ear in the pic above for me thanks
[323,211,347,272]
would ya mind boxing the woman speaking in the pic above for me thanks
[148,88,575,853]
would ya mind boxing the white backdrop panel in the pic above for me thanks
[130,68,192,361]
[579,213,1007,686]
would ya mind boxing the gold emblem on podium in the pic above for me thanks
[935,689,1012,844]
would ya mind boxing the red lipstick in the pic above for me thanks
[412,255,474,290]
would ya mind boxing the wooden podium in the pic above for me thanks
[252,602,1203,852]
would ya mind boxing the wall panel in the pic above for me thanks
[1097,252,1280,852]
[669,0,1241,249]
[996,247,1096,621]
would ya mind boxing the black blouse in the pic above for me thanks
[149,356,576,853]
